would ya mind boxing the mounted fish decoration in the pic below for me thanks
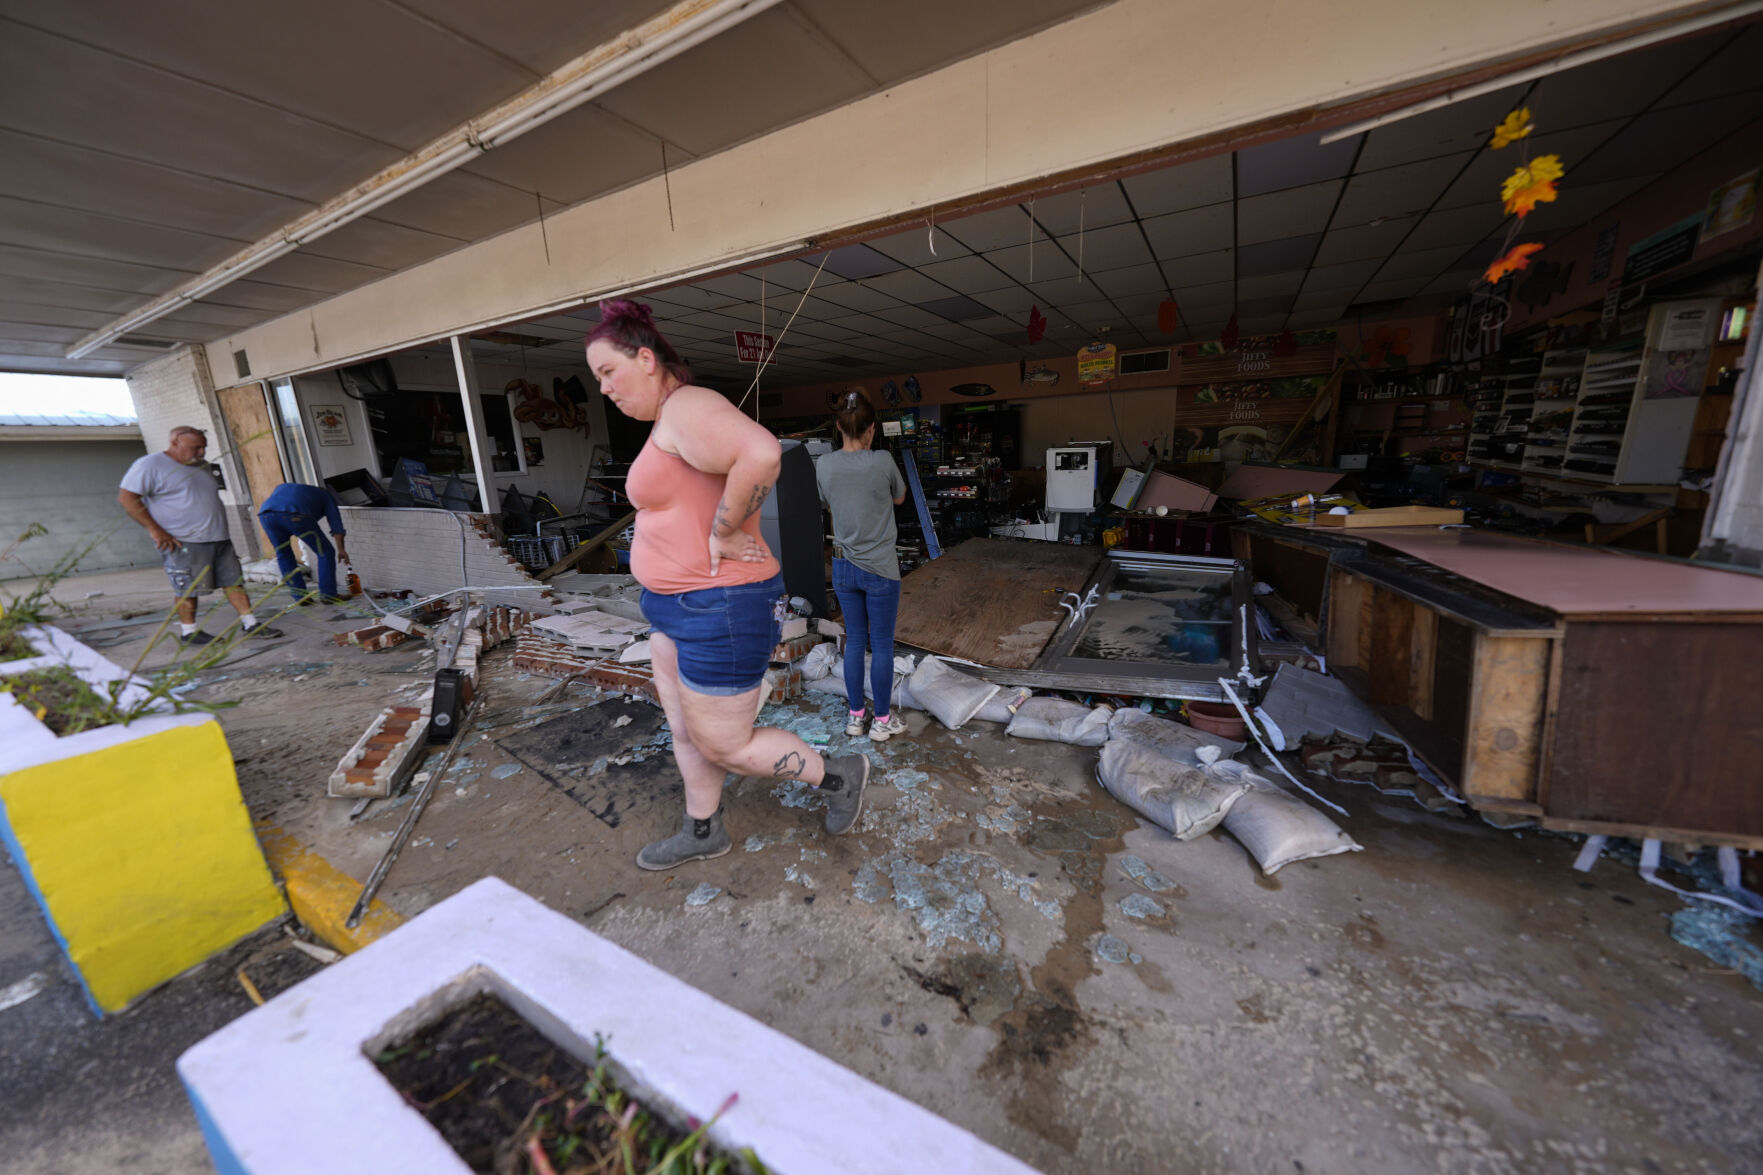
[1020,362,1060,387]
[904,375,922,403]
[950,382,997,398]
[880,379,902,406]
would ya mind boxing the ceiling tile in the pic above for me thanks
[863,268,959,303]
[1287,307,1348,328]
[1236,314,1287,335]
[0,274,143,316]
[1237,271,1305,299]
[872,305,947,329]
[1354,85,1528,170]
[820,245,906,280]
[917,255,1014,294]
[871,226,973,269]
[1570,92,1763,187]
[1332,153,1474,228]
[1056,222,1152,272]
[1659,25,1763,107]
[1238,234,1321,276]
[827,312,896,334]
[1237,294,1295,318]
[1237,133,1361,196]
[0,197,242,273]
[969,287,1038,316]
[1121,154,1233,216]
[1301,259,1380,293]
[984,241,1076,285]
[1529,32,1719,128]
[646,285,740,311]
[1373,246,1465,282]
[1092,264,1169,298]
[811,282,905,313]
[943,205,1033,252]
[1238,183,1341,245]
[1168,280,1235,310]
[1115,292,1171,318]
[1030,183,1136,235]
[1026,273,1101,306]
[965,315,1024,337]
[1312,216,1417,266]
[1421,269,1482,297]
[1162,248,1234,287]
[1141,202,1233,260]
[1354,277,1427,303]
[748,256,847,291]
[1403,204,1510,251]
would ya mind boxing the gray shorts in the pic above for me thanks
[163,540,243,597]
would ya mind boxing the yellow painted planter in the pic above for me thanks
[0,626,285,1014]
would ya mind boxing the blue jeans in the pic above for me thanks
[832,558,901,717]
[640,574,784,696]
[258,510,337,598]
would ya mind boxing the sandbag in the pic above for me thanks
[972,685,1034,724]
[803,664,911,708]
[1107,707,1244,764]
[801,641,838,681]
[907,656,1001,730]
[1095,739,1251,840]
[1006,698,1112,746]
[1213,759,1361,874]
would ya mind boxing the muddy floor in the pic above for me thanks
[15,570,1763,1173]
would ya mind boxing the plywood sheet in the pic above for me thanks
[1547,622,1763,839]
[1363,527,1763,616]
[893,538,1101,669]
[217,383,285,557]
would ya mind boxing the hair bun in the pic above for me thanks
[597,298,656,330]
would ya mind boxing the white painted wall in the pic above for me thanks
[203,0,1724,383]
[0,439,161,574]
[122,346,258,556]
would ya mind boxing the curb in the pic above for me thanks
[255,824,404,955]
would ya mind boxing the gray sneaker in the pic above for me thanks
[243,623,286,639]
[636,808,731,870]
[820,752,871,835]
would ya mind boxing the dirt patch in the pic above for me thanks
[0,665,111,735]
[376,992,745,1174]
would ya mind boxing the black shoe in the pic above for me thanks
[319,595,353,606]
[178,630,215,646]
[821,752,871,835]
[243,624,285,639]
[295,595,316,607]
[637,808,731,870]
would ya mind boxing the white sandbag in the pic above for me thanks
[907,656,1001,730]
[1107,707,1244,764]
[1006,698,1113,746]
[801,641,838,680]
[972,686,1034,724]
[1214,759,1361,874]
[1095,739,1252,841]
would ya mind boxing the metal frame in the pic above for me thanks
[1014,549,1263,701]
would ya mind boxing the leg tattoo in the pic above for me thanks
[772,750,808,779]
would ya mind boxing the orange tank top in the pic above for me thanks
[625,437,779,594]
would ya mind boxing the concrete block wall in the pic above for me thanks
[124,347,257,557]
[339,506,547,597]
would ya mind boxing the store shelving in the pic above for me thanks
[1519,347,1586,475]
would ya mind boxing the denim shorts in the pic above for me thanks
[640,574,783,696]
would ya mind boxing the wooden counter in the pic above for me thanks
[1233,522,1763,848]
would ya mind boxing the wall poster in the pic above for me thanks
[310,403,352,446]
[1703,168,1758,242]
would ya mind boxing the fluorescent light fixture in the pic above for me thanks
[67,0,782,361]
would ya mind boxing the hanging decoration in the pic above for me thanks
[1476,105,1568,286]
[1026,305,1048,344]
[1156,300,1181,334]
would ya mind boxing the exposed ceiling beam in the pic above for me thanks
[66,0,784,360]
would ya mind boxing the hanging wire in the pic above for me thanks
[1077,190,1086,285]
[1027,198,1036,283]
[737,250,832,411]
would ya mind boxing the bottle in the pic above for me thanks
[346,565,363,596]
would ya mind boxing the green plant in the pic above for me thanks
[0,666,110,736]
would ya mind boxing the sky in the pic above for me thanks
[0,372,136,418]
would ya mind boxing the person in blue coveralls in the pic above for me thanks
[257,482,352,605]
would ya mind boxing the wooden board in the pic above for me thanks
[216,383,285,557]
[893,538,1101,669]
[1546,621,1763,840]
[1315,505,1463,528]
[1459,633,1550,805]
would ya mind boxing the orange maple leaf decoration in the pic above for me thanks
[1484,242,1544,283]
[1363,325,1412,366]
[1502,154,1565,218]
[1490,108,1533,149]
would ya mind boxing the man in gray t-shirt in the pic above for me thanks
[119,426,282,644]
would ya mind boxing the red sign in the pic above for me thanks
[735,331,776,363]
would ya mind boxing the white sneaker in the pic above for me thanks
[868,713,909,742]
[845,713,869,737]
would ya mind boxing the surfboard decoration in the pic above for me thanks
[950,382,997,398]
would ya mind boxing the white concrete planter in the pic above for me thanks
[180,877,1037,1175]
[0,624,284,1014]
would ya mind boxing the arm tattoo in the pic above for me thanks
[712,502,737,537]
[772,751,807,779]
[743,482,771,519]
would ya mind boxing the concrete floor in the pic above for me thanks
[4,571,1762,1173]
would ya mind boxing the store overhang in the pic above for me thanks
[3,0,1758,383]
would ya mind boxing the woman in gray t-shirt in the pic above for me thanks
[815,390,908,742]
